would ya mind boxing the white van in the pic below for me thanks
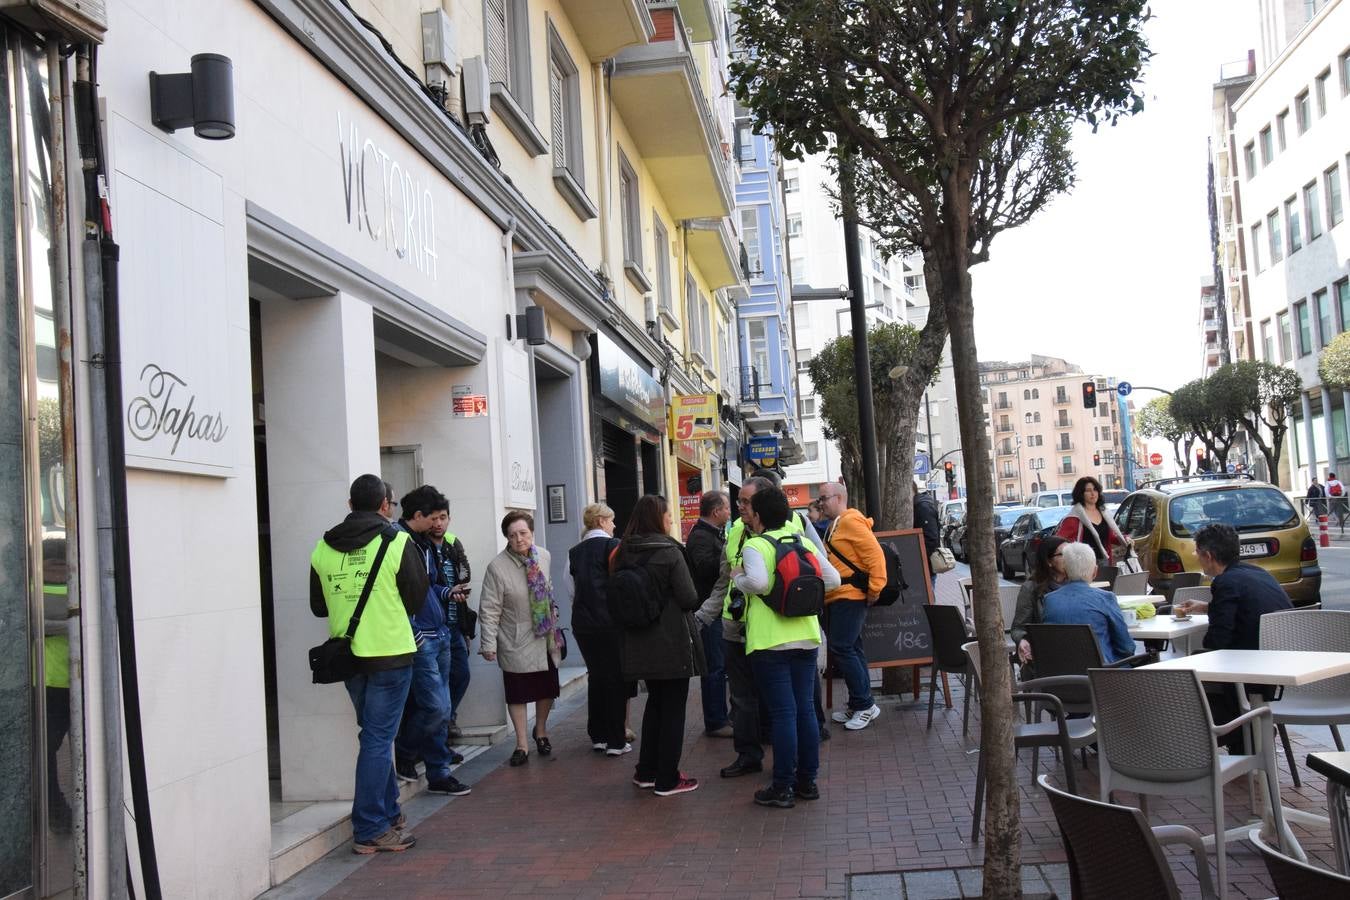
[1028,489,1074,508]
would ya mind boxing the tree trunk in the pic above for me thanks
[937,223,1021,897]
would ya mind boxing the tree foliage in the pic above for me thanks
[1169,378,1239,470]
[1319,332,1350,391]
[1135,395,1192,476]
[1217,361,1301,484]
[807,321,934,528]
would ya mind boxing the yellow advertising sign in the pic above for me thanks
[670,393,719,441]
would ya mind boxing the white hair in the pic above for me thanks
[1059,542,1098,583]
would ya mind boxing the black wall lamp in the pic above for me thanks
[149,54,235,140]
[507,305,547,346]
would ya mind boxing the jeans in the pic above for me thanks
[575,629,629,749]
[724,637,766,763]
[447,629,471,723]
[636,678,690,791]
[699,619,729,731]
[827,600,873,711]
[750,648,820,790]
[395,631,454,780]
[345,666,413,842]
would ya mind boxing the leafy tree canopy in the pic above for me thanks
[1135,395,1186,443]
[1320,332,1350,391]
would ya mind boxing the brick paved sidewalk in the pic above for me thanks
[302,668,1342,900]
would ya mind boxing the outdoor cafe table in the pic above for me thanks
[1117,593,1166,606]
[1128,614,1209,655]
[1306,751,1350,873]
[1145,649,1350,861]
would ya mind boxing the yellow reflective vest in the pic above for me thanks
[742,525,823,654]
[311,530,415,658]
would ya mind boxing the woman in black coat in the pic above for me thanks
[568,503,630,755]
[610,495,706,796]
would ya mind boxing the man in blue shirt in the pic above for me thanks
[1043,542,1137,663]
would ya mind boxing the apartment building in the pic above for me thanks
[980,357,1131,501]
[1228,0,1350,487]
[1200,276,1224,376]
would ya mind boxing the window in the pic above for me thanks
[1278,310,1293,361]
[1097,402,1108,418]
[804,442,819,463]
[1316,289,1333,346]
[1315,69,1330,117]
[485,0,530,104]
[1296,300,1312,355]
[618,151,641,268]
[797,348,813,373]
[1328,164,1344,228]
[1342,49,1350,96]
[1032,388,1040,400]
[1268,210,1283,263]
[1339,280,1350,335]
[653,215,673,317]
[747,319,770,381]
[802,397,816,418]
[684,272,698,349]
[547,27,590,217]
[1023,389,1031,400]
[1296,89,1311,134]
[784,171,799,193]
[1244,142,1257,179]
[1276,110,1289,150]
[786,213,802,238]
[1259,125,1273,164]
[789,257,805,283]
[1261,319,1273,361]
[1305,181,1322,241]
[1101,427,1113,441]
[740,207,761,278]
[1033,412,1041,423]
[1286,197,1302,253]
[735,123,754,162]
[1251,223,1263,272]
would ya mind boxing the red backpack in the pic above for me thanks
[761,533,826,618]
[1332,482,1344,497]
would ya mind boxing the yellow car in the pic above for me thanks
[1113,475,1322,606]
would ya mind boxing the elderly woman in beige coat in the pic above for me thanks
[479,510,564,767]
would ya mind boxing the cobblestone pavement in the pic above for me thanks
[310,581,1342,899]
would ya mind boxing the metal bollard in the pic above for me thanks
[1320,513,1330,548]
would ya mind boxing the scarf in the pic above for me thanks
[1069,503,1127,558]
[523,546,563,651]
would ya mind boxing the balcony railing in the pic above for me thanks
[1060,464,1075,475]
[1053,394,1070,406]
[995,400,1012,410]
[738,365,761,404]
[996,425,1014,433]
[1057,441,1074,452]
[996,445,1015,458]
[1055,417,1072,428]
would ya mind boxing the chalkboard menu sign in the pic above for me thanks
[859,530,934,668]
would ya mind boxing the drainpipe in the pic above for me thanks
[593,60,614,285]
[46,45,87,898]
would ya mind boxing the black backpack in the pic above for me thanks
[606,546,664,628]
[826,537,909,607]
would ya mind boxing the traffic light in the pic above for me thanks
[1081,380,1097,409]
[1092,451,1101,466]
[943,460,956,485]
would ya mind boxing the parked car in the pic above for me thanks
[951,506,1034,562]
[1027,489,1074,508]
[997,506,1073,579]
[1114,474,1321,605]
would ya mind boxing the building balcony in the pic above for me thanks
[1053,394,1070,406]
[649,0,715,41]
[612,4,733,220]
[558,0,654,60]
[1057,441,1074,452]
[996,445,1016,458]
[1055,418,1072,428]
[685,216,745,290]
[738,365,761,405]
[994,400,1012,410]
[996,424,1014,433]
[1060,464,1075,475]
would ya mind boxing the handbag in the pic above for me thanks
[929,547,956,574]
[458,602,479,641]
[309,529,395,684]
[558,626,569,662]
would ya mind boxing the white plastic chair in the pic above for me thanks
[1111,570,1151,596]
[1260,609,1350,787]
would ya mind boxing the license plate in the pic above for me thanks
[1239,541,1269,557]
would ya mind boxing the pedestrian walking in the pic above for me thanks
[1327,472,1347,534]
[1055,476,1131,564]
[818,482,887,731]
[310,475,428,853]
[611,495,706,796]
[425,498,473,759]
[568,503,634,756]
[733,486,841,808]
[479,511,564,767]
[1307,478,1327,522]
[686,491,732,737]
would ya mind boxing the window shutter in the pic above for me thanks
[485,0,508,84]
[549,60,566,169]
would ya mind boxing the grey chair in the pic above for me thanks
[1260,609,1350,787]
[962,641,1097,842]
[1249,827,1350,897]
[921,604,974,735]
[1165,571,1204,601]
[1038,773,1216,900]
[1089,667,1289,900]
[1111,570,1151,596]
[1172,585,1212,609]
[1025,623,1148,718]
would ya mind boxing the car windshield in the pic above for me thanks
[1168,487,1299,537]
[996,509,1028,527]
[1037,506,1072,529]
[1102,490,1128,504]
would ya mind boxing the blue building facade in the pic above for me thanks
[733,112,802,468]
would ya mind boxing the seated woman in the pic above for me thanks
[1042,542,1137,664]
[1010,536,1069,679]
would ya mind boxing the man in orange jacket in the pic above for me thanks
[817,484,887,730]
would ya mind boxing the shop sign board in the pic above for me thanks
[782,483,813,508]
[746,435,779,466]
[679,492,700,540]
[596,333,664,432]
[670,393,718,441]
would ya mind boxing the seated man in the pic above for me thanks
[1174,522,1293,752]
[1042,542,1137,664]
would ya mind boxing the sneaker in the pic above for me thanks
[653,776,700,796]
[353,828,416,854]
[819,725,832,742]
[844,704,881,731]
[794,781,820,801]
[830,711,850,724]
[605,743,634,756]
[395,757,421,783]
[448,748,465,765]
[754,785,795,809]
[392,812,407,831]
[427,776,472,796]
[592,741,608,752]
[632,775,656,789]
[705,724,734,738]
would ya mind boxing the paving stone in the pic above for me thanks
[902,868,961,899]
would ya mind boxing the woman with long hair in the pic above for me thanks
[1010,535,1069,676]
[1054,476,1130,564]
[611,495,706,796]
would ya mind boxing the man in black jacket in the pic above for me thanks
[686,491,731,737]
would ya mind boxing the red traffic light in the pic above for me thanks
[1081,381,1097,409]
[1093,451,1101,466]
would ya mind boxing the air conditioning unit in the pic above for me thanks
[0,0,106,41]
[461,56,490,127]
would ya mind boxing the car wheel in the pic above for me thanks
[1001,553,1016,581]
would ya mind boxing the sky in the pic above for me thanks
[970,0,1261,394]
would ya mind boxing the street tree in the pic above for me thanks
[1218,361,1301,483]
[1319,331,1350,391]
[1135,395,1193,476]
[731,2,1151,894]
[807,322,936,529]
[1169,377,1241,471]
